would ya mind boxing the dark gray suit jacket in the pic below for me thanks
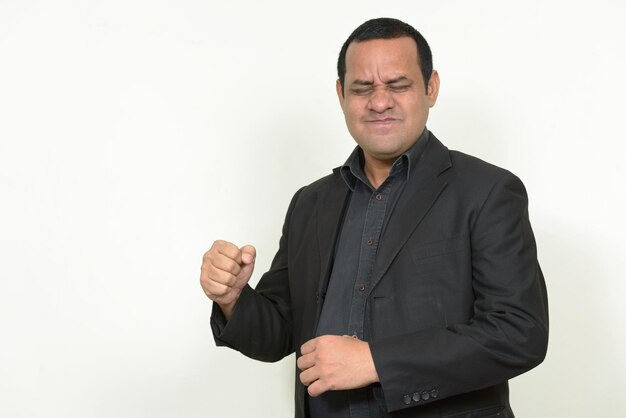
[212,132,549,418]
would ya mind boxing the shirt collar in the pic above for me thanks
[340,128,430,191]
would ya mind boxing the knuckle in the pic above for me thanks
[226,258,240,273]
[203,250,218,265]
[217,271,235,286]
[208,283,228,297]
[224,277,235,287]
[204,264,219,279]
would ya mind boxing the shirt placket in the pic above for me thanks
[347,187,389,340]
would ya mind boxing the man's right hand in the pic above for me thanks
[200,240,256,320]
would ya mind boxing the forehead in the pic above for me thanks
[344,37,420,80]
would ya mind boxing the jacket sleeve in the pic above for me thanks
[369,173,549,413]
[210,187,305,362]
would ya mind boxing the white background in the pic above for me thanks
[1,1,625,417]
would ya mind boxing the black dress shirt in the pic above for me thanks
[309,129,430,418]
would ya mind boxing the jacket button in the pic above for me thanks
[403,395,411,405]
[430,389,439,399]
[421,391,430,401]
[412,392,420,402]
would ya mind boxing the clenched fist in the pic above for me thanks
[200,240,256,319]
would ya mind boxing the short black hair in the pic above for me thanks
[337,17,433,95]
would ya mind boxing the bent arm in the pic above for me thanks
[210,188,305,362]
[370,174,549,412]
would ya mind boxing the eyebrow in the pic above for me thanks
[351,80,374,87]
[385,76,410,84]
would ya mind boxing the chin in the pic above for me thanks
[367,149,404,162]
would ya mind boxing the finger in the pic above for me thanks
[296,353,315,371]
[202,263,237,287]
[236,261,255,288]
[212,240,243,264]
[200,266,237,292]
[299,367,319,387]
[210,253,242,276]
[300,337,318,355]
[201,279,231,298]
[307,379,331,397]
[240,245,256,265]
[202,247,239,274]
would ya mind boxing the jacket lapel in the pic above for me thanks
[314,172,350,320]
[370,133,452,291]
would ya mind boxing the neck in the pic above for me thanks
[363,156,394,189]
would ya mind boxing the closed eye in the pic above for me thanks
[389,83,411,92]
[350,86,373,95]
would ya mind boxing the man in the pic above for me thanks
[200,17,548,418]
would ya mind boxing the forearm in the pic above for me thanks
[370,297,548,412]
[211,282,294,362]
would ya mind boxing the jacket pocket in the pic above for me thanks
[444,405,507,418]
[411,235,469,261]
[409,235,470,275]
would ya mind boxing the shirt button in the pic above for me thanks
[375,193,383,201]
[357,283,366,292]
[366,238,373,245]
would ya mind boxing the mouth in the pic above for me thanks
[366,118,399,126]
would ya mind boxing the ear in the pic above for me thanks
[336,79,345,108]
[426,70,440,107]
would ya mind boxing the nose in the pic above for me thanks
[368,88,394,113]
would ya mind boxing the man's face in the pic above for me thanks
[337,37,439,165]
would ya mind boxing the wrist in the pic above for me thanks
[365,342,380,383]
[218,300,237,321]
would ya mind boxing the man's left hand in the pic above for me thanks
[297,335,380,397]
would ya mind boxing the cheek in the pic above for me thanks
[344,103,363,125]
[404,100,428,122]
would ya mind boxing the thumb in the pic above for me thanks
[240,245,256,265]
